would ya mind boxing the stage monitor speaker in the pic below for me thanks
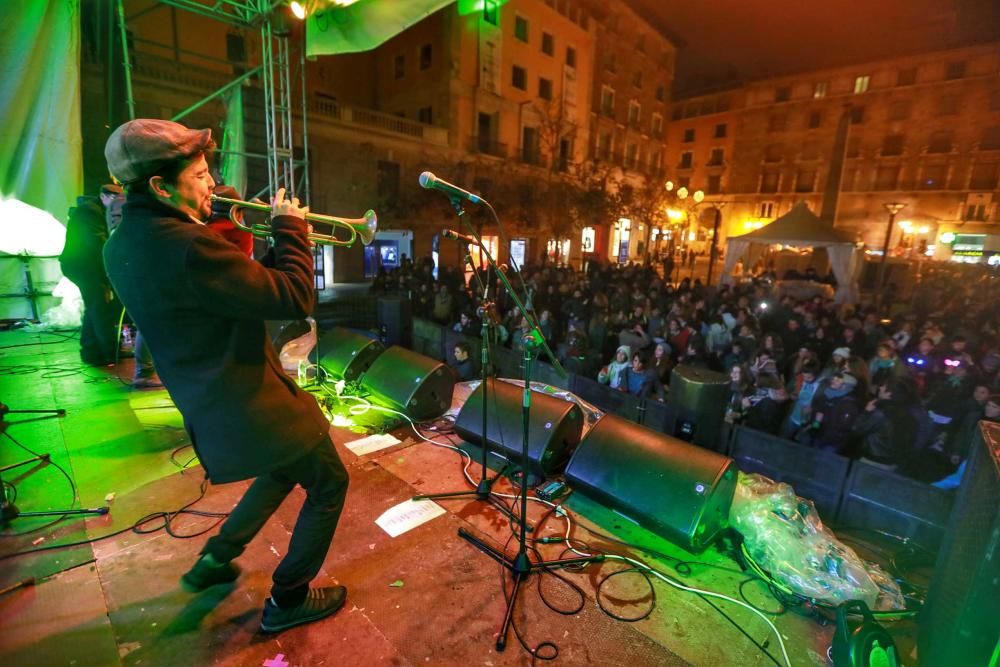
[377,296,412,348]
[565,413,737,553]
[360,346,455,421]
[454,378,584,478]
[308,327,384,382]
[668,365,730,451]
[919,421,1000,667]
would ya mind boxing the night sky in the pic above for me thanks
[626,0,1000,95]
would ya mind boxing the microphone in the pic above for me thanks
[418,171,482,204]
[441,228,479,244]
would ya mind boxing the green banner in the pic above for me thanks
[306,0,455,56]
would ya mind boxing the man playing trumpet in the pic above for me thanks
[102,118,349,633]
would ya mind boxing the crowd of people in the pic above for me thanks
[374,255,1000,489]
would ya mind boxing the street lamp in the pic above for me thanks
[878,202,907,293]
[706,202,728,285]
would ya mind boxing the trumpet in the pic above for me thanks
[210,195,377,247]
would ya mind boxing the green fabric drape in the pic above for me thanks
[0,0,83,223]
[306,0,453,56]
[220,85,247,198]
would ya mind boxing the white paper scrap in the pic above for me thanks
[375,499,446,538]
[346,433,402,456]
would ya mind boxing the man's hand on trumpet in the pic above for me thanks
[271,187,313,244]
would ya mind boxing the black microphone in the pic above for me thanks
[441,228,479,244]
[418,171,482,204]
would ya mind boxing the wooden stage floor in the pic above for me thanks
[0,328,889,666]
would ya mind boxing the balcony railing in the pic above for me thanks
[469,136,508,158]
[308,98,448,145]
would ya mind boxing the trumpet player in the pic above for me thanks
[102,119,350,633]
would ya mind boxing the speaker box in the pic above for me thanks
[454,378,584,478]
[565,413,737,553]
[668,365,730,451]
[360,346,456,421]
[919,421,1000,666]
[377,296,412,348]
[309,327,384,382]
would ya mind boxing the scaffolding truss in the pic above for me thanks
[116,0,310,203]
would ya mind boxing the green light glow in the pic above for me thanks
[457,0,507,17]
[0,197,66,256]
[940,231,956,244]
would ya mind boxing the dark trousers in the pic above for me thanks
[202,435,349,607]
[75,279,121,364]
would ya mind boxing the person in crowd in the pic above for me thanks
[432,285,453,324]
[851,382,900,469]
[450,341,475,381]
[933,394,1000,490]
[743,374,789,435]
[452,311,477,336]
[869,342,908,388]
[724,364,753,425]
[782,359,822,439]
[60,183,125,366]
[808,371,861,453]
[821,346,851,381]
[621,352,666,400]
[650,342,674,386]
[598,344,632,390]
[102,119,349,632]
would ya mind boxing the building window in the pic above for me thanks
[597,132,612,161]
[707,174,722,194]
[807,110,822,129]
[927,130,953,154]
[512,65,527,90]
[965,204,988,221]
[758,201,775,218]
[775,86,791,102]
[566,46,576,68]
[656,85,665,102]
[377,160,400,201]
[514,16,529,42]
[970,162,999,190]
[981,126,1000,151]
[522,126,539,164]
[708,147,724,166]
[419,44,432,70]
[625,143,638,169]
[854,75,870,93]
[679,151,693,169]
[767,113,787,132]
[813,81,827,98]
[938,95,959,116]
[888,100,911,121]
[652,149,663,171]
[538,77,553,101]
[760,171,779,194]
[897,67,917,86]
[921,164,946,189]
[850,106,865,124]
[417,106,433,124]
[628,100,641,125]
[946,61,967,80]
[677,176,690,189]
[795,169,816,193]
[483,0,499,25]
[632,70,643,88]
[881,134,905,156]
[604,52,616,72]
[600,85,615,117]
[394,54,405,80]
[683,128,695,143]
[715,123,727,138]
[541,32,554,56]
[874,165,901,190]
[651,113,663,137]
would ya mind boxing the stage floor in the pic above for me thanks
[0,327,894,666]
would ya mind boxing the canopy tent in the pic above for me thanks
[721,202,861,302]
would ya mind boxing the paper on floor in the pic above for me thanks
[375,498,446,538]
[345,433,401,456]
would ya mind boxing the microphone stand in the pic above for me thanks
[434,196,604,653]
[1,403,108,526]
[412,198,518,525]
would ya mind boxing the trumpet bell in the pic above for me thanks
[357,210,377,246]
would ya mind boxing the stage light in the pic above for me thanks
[289,1,306,19]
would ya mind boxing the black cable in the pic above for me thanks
[738,577,788,616]
[595,565,657,622]
[0,430,83,538]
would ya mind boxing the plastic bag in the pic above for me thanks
[279,317,317,374]
[730,472,905,610]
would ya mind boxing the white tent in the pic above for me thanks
[721,202,861,302]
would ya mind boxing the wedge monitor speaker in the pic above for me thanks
[668,365,730,450]
[454,378,584,478]
[360,346,456,421]
[565,413,737,553]
[309,327,384,382]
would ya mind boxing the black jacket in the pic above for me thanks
[103,193,329,483]
[60,197,109,285]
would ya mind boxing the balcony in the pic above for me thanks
[308,98,449,146]
[469,136,508,158]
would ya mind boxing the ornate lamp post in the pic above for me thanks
[878,202,907,292]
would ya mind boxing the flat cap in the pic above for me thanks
[105,119,213,185]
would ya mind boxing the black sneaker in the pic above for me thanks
[180,555,240,592]
[260,586,347,633]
